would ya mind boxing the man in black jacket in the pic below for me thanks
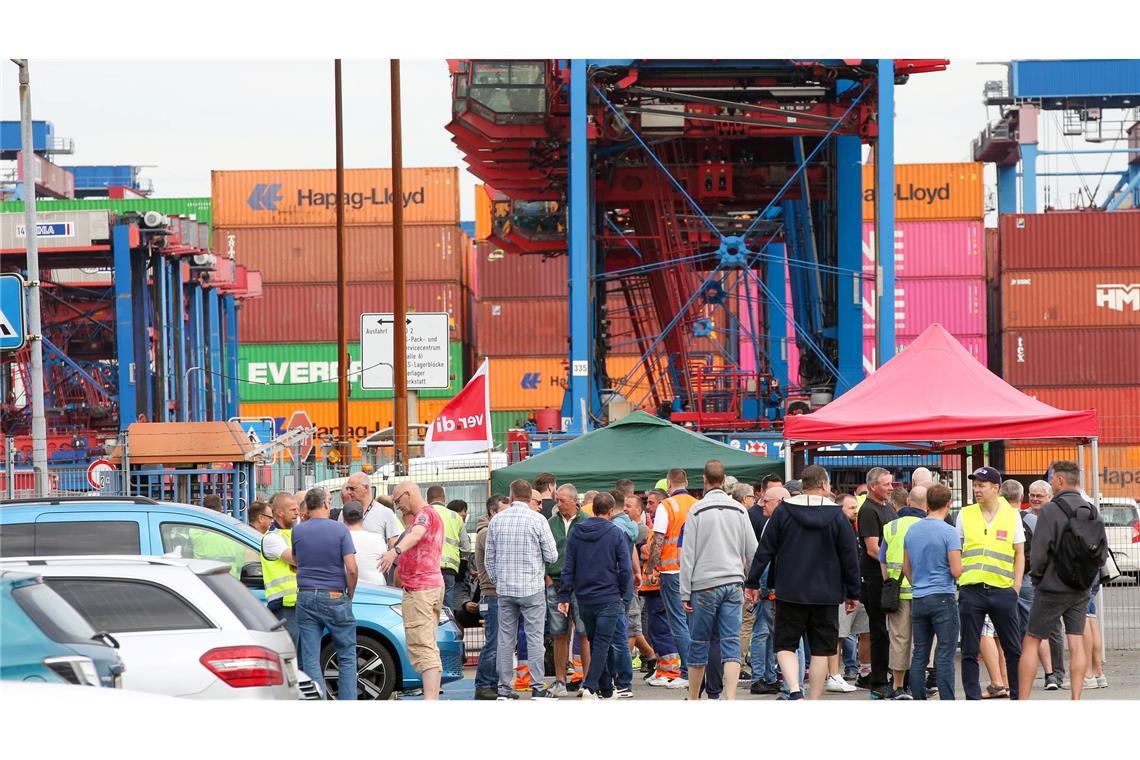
[746,465,861,700]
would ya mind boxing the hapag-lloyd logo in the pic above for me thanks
[863,182,952,206]
[246,183,427,211]
[1096,283,1140,312]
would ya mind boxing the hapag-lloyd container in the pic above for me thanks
[239,281,464,343]
[1003,443,1140,499]
[862,277,986,336]
[999,210,1140,270]
[474,243,567,299]
[861,221,984,277]
[211,167,459,227]
[1000,269,1140,329]
[861,162,984,221]
[216,225,467,283]
[864,334,987,375]
[482,354,649,410]
[1014,386,1140,444]
[1002,328,1140,387]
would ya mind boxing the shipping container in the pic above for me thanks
[863,277,986,336]
[861,163,984,221]
[212,168,459,227]
[1002,443,1140,500]
[864,334,987,375]
[475,185,493,241]
[238,342,462,402]
[1000,269,1140,329]
[862,221,984,278]
[215,224,466,283]
[1015,386,1140,444]
[476,300,569,356]
[985,227,999,281]
[239,281,464,343]
[474,244,567,299]
[0,197,212,228]
[481,354,650,411]
[998,210,1140,270]
[1002,329,1140,387]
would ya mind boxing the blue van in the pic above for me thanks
[1,569,125,688]
[0,497,464,700]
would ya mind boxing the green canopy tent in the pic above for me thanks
[490,410,783,494]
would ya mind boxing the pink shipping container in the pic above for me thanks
[473,243,568,299]
[239,281,463,343]
[738,271,799,381]
[864,334,986,375]
[862,220,985,278]
[863,277,986,337]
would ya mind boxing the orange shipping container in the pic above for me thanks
[1000,269,1140,329]
[474,184,493,240]
[1015,386,1140,444]
[861,162,984,221]
[212,167,459,227]
[483,355,653,411]
[1003,443,1140,500]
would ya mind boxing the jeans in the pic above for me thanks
[842,635,858,672]
[269,601,301,662]
[749,598,776,684]
[296,590,357,700]
[578,599,627,693]
[601,601,633,693]
[959,584,1022,700]
[497,591,546,694]
[862,574,890,687]
[1019,575,1066,680]
[910,593,959,700]
[442,571,456,610]
[475,596,499,689]
[688,583,744,666]
[659,573,691,678]
[700,631,723,698]
[644,592,676,655]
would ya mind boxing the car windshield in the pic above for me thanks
[198,570,283,633]
[1100,506,1138,528]
[13,580,100,645]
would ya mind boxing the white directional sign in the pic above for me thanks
[360,312,450,390]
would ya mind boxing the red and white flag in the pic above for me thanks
[424,358,493,458]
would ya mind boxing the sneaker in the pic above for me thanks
[891,688,914,700]
[925,669,938,690]
[475,686,499,700]
[1083,675,1100,690]
[826,674,857,693]
[854,674,873,690]
[640,657,657,675]
[750,680,779,695]
[531,686,560,700]
[738,667,752,683]
[645,675,672,687]
[844,667,860,681]
[1096,674,1108,689]
[614,687,634,699]
[666,677,690,690]
[778,690,804,700]
[566,680,581,692]
[496,691,520,701]
[631,654,642,670]
[548,681,568,698]
[1043,673,1061,691]
[869,686,891,700]
[580,688,599,700]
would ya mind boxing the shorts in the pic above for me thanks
[773,600,839,655]
[886,599,913,671]
[1088,578,1101,616]
[403,586,444,673]
[838,601,869,637]
[1027,588,1089,638]
[545,585,586,635]
[627,593,643,637]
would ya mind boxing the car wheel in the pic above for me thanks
[320,633,398,700]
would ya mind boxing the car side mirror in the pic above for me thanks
[240,561,264,589]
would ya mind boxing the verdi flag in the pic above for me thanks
[424,358,493,458]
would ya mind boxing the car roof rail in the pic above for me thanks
[0,495,160,507]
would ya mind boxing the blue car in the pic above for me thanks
[0,497,464,700]
[1,569,125,688]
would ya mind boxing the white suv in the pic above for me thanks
[0,557,300,700]
[1099,498,1140,579]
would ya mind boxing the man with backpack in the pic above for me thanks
[1017,461,1108,700]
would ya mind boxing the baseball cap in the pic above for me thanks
[968,466,1002,485]
[341,500,365,521]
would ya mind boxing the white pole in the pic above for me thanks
[1091,437,1105,665]
[784,440,793,481]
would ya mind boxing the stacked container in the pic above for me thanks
[997,211,1140,472]
[215,168,467,445]
[860,163,987,373]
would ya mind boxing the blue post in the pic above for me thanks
[175,263,188,421]
[567,58,594,433]
[207,287,223,421]
[835,133,863,395]
[1020,142,1039,214]
[189,283,206,422]
[766,243,788,393]
[223,294,239,419]
[875,59,896,366]
[156,256,170,422]
[112,225,135,431]
[1106,163,1140,211]
[997,164,1019,214]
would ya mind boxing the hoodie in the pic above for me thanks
[558,517,632,606]
[747,494,861,605]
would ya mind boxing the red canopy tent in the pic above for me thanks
[783,324,1101,496]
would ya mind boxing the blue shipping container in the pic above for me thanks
[65,165,138,191]
[1011,59,1140,105]
[0,120,53,155]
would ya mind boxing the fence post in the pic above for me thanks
[121,431,131,496]
[5,436,14,500]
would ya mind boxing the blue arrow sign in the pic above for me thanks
[0,274,27,351]
[520,372,540,390]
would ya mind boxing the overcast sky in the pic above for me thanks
[2,59,1134,220]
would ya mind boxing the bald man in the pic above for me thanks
[341,472,401,548]
[911,468,934,488]
[379,482,446,700]
[878,484,929,698]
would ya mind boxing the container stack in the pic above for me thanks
[213,168,468,444]
[997,211,1140,494]
[861,163,987,373]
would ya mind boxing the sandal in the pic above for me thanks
[983,684,1009,699]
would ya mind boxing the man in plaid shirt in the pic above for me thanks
[486,478,560,699]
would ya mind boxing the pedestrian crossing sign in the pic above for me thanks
[0,274,27,351]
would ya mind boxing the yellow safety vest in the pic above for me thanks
[883,516,921,600]
[959,501,1019,588]
[260,529,298,607]
[432,503,462,573]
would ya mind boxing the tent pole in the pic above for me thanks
[959,446,969,509]
[1091,436,1104,666]
[1077,443,1086,487]
[784,440,793,482]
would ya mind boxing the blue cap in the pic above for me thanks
[968,466,1002,485]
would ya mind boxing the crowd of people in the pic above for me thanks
[245,459,1110,701]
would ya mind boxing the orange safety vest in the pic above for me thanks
[657,493,696,573]
[639,541,659,592]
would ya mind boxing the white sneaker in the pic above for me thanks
[826,674,857,693]
[1096,674,1108,689]
[645,675,671,687]
[1083,675,1099,689]
[580,688,599,700]
[666,678,690,690]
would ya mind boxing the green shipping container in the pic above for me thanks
[0,197,212,229]
[239,342,463,402]
[490,410,534,448]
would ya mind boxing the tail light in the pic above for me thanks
[200,646,283,688]
[1131,521,1140,544]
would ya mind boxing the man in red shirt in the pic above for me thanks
[380,482,445,700]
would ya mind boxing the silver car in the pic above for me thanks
[0,557,300,699]
[1099,498,1140,580]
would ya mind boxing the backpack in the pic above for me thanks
[1050,492,1107,591]
[1021,512,1035,576]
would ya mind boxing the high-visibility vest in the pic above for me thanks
[432,503,462,573]
[260,529,298,607]
[959,501,1019,588]
[657,493,696,573]
[883,516,921,600]
[639,541,659,592]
